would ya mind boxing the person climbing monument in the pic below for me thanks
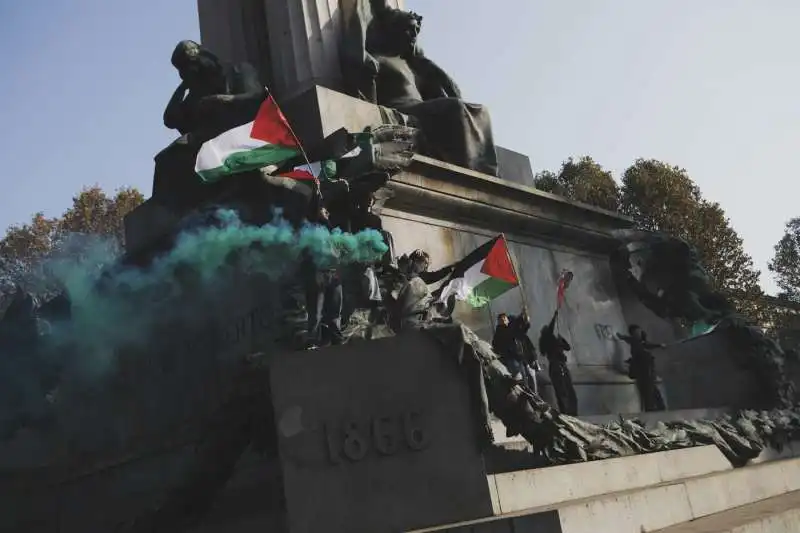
[302,206,344,349]
[616,325,667,412]
[493,310,539,392]
[512,311,540,394]
[539,310,578,415]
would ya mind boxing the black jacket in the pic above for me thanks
[492,324,519,361]
[539,313,571,364]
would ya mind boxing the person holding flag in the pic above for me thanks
[539,310,578,415]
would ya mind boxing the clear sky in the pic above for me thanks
[0,1,797,294]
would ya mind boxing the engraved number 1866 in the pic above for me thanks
[324,411,429,463]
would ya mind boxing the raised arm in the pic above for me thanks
[419,264,454,284]
[546,310,558,333]
[163,82,188,132]
[644,341,667,350]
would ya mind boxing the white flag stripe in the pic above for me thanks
[195,121,267,173]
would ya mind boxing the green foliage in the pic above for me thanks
[620,159,702,234]
[533,156,620,211]
[769,217,800,301]
[0,186,144,299]
[0,186,143,262]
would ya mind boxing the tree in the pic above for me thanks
[619,159,702,235]
[769,218,800,301]
[533,156,620,211]
[0,186,144,300]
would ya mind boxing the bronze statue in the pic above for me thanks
[611,229,795,408]
[153,41,265,209]
[362,2,498,176]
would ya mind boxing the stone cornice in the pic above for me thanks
[381,155,633,253]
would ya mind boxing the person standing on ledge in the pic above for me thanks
[539,310,578,415]
[493,313,522,379]
[302,206,344,350]
[616,325,667,412]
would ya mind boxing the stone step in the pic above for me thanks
[488,445,731,515]
[550,457,800,533]
[413,454,800,533]
[650,489,800,533]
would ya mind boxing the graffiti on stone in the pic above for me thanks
[594,323,615,340]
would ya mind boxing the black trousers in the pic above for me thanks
[635,365,666,412]
[548,360,578,416]
[305,271,343,346]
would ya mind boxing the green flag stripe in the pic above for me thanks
[197,145,300,183]
[466,277,517,308]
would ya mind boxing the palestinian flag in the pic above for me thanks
[276,141,364,181]
[279,161,335,181]
[195,95,301,183]
[438,235,519,308]
[556,270,574,309]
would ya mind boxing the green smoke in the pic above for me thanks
[43,209,388,376]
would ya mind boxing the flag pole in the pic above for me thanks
[501,233,529,314]
[267,90,325,200]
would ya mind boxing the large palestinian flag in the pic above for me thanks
[195,95,301,183]
[438,235,519,308]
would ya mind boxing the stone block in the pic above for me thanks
[490,445,730,515]
[683,458,799,520]
[496,147,534,187]
[558,482,694,533]
[269,332,493,533]
[552,456,800,533]
[650,490,800,533]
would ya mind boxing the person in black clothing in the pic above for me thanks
[493,313,522,378]
[303,206,344,349]
[492,311,539,388]
[511,311,540,393]
[539,310,578,415]
[391,250,454,331]
[616,325,667,412]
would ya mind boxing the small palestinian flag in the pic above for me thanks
[439,235,519,308]
[277,141,364,181]
[195,95,300,183]
[556,270,574,309]
[279,161,336,181]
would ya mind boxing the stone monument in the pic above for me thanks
[3,1,799,532]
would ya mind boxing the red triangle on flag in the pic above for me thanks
[249,96,299,148]
[279,169,317,181]
[480,236,518,284]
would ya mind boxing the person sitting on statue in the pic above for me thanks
[302,206,344,350]
[389,250,454,332]
[616,325,667,412]
[539,310,578,416]
[364,3,498,176]
[153,40,265,207]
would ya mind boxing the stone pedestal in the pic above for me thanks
[269,332,493,533]
[197,0,404,101]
